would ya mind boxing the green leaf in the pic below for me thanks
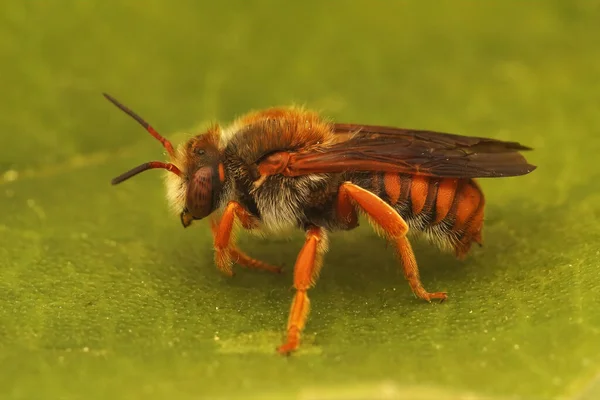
[1,1,599,399]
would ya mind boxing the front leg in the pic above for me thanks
[212,201,281,275]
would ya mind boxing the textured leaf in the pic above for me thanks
[1,1,599,399]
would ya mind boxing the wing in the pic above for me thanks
[282,123,536,178]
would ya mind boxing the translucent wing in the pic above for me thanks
[282,123,536,178]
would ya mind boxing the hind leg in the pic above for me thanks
[336,182,447,302]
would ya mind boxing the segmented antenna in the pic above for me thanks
[104,93,183,185]
[111,161,182,185]
[103,93,176,158]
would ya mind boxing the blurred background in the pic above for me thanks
[1,1,599,399]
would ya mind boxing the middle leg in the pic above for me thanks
[277,226,328,355]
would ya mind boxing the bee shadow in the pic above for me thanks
[163,178,592,309]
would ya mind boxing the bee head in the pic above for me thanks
[178,132,224,227]
[104,93,224,228]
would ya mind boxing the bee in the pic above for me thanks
[103,93,536,355]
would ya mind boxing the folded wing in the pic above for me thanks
[283,123,536,178]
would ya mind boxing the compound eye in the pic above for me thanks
[185,166,214,219]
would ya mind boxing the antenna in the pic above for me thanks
[103,93,182,184]
[103,93,175,158]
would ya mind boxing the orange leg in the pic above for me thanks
[277,226,327,355]
[338,182,447,302]
[212,202,281,276]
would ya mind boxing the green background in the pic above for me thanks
[1,1,599,399]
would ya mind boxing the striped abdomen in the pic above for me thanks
[351,172,485,258]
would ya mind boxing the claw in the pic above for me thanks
[276,342,297,356]
[423,291,448,303]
